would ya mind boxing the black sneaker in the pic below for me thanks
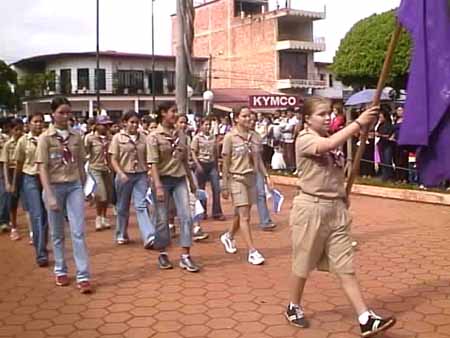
[158,253,173,270]
[37,260,49,268]
[179,255,200,273]
[285,304,309,328]
[360,311,396,337]
[193,226,209,241]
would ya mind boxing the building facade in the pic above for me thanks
[173,0,328,98]
[12,51,209,118]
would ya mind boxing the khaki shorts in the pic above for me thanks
[290,192,354,278]
[229,173,256,208]
[90,169,113,203]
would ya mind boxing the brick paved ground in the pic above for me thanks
[1,186,450,338]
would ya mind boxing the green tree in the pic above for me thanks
[332,10,411,91]
[0,59,18,110]
[16,72,55,98]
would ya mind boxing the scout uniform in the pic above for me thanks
[14,133,48,265]
[290,129,353,278]
[147,124,193,249]
[109,130,155,245]
[0,133,10,227]
[1,137,23,211]
[221,128,260,207]
[191,132,223,218]
[84,132,112,203]
[36,125,91,283]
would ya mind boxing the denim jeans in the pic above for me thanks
[115,173,155,243]
[195,162,223,217]
[380,144,394,181]
[22,174,48,263]
[0,177,9,224]
[154,176,192,250]
[256,173,273,228]
[43,181,90,282]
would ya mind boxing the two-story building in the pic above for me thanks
[12,51,209,118]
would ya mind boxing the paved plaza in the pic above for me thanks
[1,186,450,338]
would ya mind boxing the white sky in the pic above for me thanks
[0,0,400,64]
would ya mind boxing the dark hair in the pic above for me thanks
[29,112,45,122]
[302,96,332,123]
[380,106,392,125]
[233,106,250,121]
[51,96,71,112]
[122,110,139,122]
[10,118,24,129]
[142,115,152,124]
[176,114,188,122]
[155,103,176,123]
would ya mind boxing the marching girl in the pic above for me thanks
[220,106,271,265]
[0,120,10,232]
[108,111,156,247]
[147,104,200,272]
[1,118,24,241]
[84,115,114,231]
[36,96,92,293]
[13,112,49,266]
[285,97,395,337]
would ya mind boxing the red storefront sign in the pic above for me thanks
[249,95,301,109]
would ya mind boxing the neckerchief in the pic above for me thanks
[96,134,109,166]
[54,133,74,165]
[235,132,255,167]
[164,129,181,157]
[122,132,140,171]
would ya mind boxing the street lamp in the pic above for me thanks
[96,0,100,116]
[151,0,156,114]
[203,90,214,116]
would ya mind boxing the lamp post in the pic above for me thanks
[151,0,156,114]
[95,0,100,116]
[203,90,214,116]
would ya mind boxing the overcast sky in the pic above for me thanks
[0,0,400,64]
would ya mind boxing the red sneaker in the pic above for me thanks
[77,281,93,294]
[55,275,69,287]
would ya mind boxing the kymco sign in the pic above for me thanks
[249,95,301,109]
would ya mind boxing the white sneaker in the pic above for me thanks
[220,232,237,254]
[112,206,118,216]
[102,217,111,229]
[248,249,265,265]
[95,216,103,231]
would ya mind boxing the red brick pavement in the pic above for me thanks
[1,186,450,338]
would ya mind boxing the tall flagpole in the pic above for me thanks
[151,0,156,114]
[95,0,100,116]
[346,22,403,197]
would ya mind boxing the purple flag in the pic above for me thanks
[397,0,450,186]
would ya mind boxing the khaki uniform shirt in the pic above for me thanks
[85,132,111,172]
[147,125,188,178]
[109,131,148,174]
[14,133,40,176]
[0,133,8,178]
[222,128,259,175]
[191,132,217,163]
[0,137,19,169]
[36,125,85,184]
[296,130,346,199]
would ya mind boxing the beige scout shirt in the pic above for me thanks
[14,133,40,176]
[147,124,187,178]
[191,132,217,163]
[85,132,111,172]
[0,133,8,177]
[109,131,148,174]
[0,137,19,169]
[296,130,346,199]
[221,128,259,175]
[35,125,85,184]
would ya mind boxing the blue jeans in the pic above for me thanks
[22,174,48,263]
[115,173,155,243]
[154,176,192,250]
[256,173,273,228]
[195,162,223,217]
[44,181,90,282]
[0,177,9,224]
[380,144,394,181]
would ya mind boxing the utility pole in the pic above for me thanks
[175,0,195,115]
[95,0,100,116]
[151,0,156,114]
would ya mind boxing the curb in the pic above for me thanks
[271,175,450,206]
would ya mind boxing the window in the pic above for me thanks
[77,69,90,90]
[60,69,72,95]
[148,71,164,95]
[319,73,325,81]
[279,52,307,79]
[117,70,144,93]
[95,69,106,90]
[329,74,334,87]
[48,70,56,92]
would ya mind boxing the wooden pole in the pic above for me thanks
[346,22,403,197]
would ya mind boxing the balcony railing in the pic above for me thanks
[276,38,326,52]
[276,78,328,90]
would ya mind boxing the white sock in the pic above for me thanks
[358,310,370,325]
[181,254,190,259]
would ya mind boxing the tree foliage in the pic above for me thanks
[331,10,412,90]
[0,59,18,110]
[16,72,55,98]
